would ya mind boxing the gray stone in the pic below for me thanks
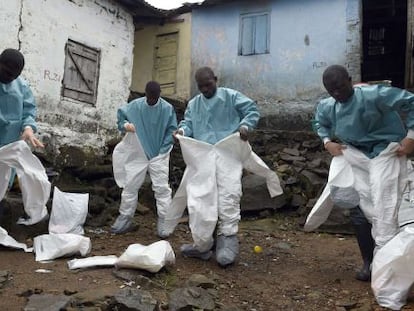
[279,154,307,162]
[168,286,215,311]
[282,148,300,156]
[113,269,162,290]
[24,294,72,311]
[302,139,322,149]
[241,174,287,211]
[0,271,8,288]
[111,288,157,311]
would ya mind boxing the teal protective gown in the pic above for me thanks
[117,97,177,159]
[179,87,260,144]
[315,85,414,158]
[0,77,37,147]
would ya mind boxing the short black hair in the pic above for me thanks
[0,48,25,71]
[195,66,215,80]
[322,65,349,83]
[145,81,161,95]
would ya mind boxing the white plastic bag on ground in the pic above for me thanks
[0,226,32,252]
[372,226,414,310]
[49,187,89,235]
[0,141,50,225]
[115,240,175,273]
[67,255,118,270]
[33,233,91,262]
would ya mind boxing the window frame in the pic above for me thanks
[238,11,271,56]
[62,39,101,105]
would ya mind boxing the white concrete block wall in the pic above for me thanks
[0,0,134,152]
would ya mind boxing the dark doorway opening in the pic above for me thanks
[361,0,407,88]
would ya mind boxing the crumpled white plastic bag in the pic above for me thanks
[372,226,414,310]
[67,255,118,270]
[33,233,91,262]
[115,240,175,273]
[49,187,89,235]
[0,226,32,252]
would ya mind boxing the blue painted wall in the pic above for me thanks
[191,0,360,102]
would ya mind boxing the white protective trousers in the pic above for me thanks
[304,143,407,248]
[112,133,172,219]
[166,133,283,252]
[0,141,50,225]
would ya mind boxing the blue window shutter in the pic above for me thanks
[254,14,268,54]
[241,16,254,55]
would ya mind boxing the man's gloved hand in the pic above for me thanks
[397,137,414,157]
[21,126,44,148]
[239,126,248,141]
[324,141,346,156]
[173,129,184,143]
[124,122,136,132]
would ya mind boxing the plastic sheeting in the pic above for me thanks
[49,187,89,235]
[67,255,118,270]
[33,234,91,262]
[115,240,175,273]
[0,141,50,225]
[164,133,283,251]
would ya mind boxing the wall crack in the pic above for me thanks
[18,0,23,50]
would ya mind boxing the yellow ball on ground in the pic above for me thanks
[253,245,263,253]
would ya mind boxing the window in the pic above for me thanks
[239,12,270,56]
[62,39,100,105]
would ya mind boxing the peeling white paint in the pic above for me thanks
[0,0,134,156]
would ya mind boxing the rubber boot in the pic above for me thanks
[353,222,375,282]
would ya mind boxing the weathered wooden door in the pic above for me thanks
[153,32,178,95]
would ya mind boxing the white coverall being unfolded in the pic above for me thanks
[304,142,407,248]
[112,133,172,235]
[0,140,50,225]
[164,133,283,263]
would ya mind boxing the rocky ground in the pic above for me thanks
[1,205,414,311]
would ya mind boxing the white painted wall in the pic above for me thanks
[0,0,134,154]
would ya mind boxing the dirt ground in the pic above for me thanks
[1,211,414,311]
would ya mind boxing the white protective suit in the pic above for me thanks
[112,132,172,220]
[0,140,50,225]
[304,142,407,248]
[164,133,283,252]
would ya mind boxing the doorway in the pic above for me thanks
[361,0,407,88]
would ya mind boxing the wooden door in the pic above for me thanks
[153,32,178,95]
